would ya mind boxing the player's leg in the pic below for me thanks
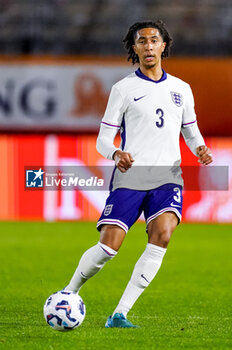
[147,211,178,247]
[100,224,126,251]
[111,213,178,321]
[65,188,145,294]
[108,184,182,327]
[64,225,125,293]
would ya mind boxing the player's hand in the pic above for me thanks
[196,145,213,165]
[113,150,134,173]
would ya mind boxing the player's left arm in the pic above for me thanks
[181,84,213,165]
[181,123,213,165]
[196,145,213,165]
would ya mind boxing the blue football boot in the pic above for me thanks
[105,313,139,328]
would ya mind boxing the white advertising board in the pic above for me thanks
[0,64,133,131]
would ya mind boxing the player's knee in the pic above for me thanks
[150,227,172,248]
[100,224,126,251]
[159,230,172,248]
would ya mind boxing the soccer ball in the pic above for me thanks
[43,291,86,331]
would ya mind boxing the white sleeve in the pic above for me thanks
[96,85,125,160]
[101,85,125,126]
[181,122,205,156]
[182,84,197,128]
[96,123,120,160]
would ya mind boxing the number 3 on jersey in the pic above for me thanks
[155,108,164,128]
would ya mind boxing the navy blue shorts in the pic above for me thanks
[97,183,183,233]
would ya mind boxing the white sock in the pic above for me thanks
[65,242,117,293]
[113,243,166,317]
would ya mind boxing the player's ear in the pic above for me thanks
[132,45,137,54]
[161,42,166,53]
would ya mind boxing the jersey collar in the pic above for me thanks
[135,68,167,83]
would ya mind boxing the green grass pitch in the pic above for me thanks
[0,221,231,350]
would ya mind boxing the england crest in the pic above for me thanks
[104,204,113,216]
[170,91,183,107]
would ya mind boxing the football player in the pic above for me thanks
[64,20,213,328]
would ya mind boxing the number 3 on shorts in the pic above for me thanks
[173,187,181,203]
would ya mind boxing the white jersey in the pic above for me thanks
[97,68,205,191]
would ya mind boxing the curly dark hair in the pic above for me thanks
[123,20,173,64]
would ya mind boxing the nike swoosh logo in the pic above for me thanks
[81,272,88,278]
[141,274,150,283]
[170,202,181,208]
[134,95,146,102]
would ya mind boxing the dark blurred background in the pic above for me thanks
[0,0,231,56]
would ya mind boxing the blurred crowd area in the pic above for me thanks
[0,0,231,56]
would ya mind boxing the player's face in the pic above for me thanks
[133,27,166,69]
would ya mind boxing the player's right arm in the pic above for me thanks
[96,85,123,160]
[113,149,134,173]
[96,85,134,172]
